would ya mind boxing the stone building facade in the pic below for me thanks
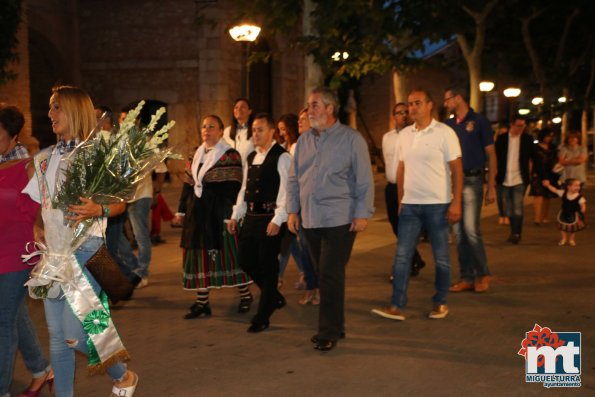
[2,0,306,178]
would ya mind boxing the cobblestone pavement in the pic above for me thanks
[11,173,595,396]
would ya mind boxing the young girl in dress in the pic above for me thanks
[543,178,586,246]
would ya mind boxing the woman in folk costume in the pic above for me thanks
[22,86,138,397]
[181,115,252,319]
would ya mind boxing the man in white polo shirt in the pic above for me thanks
[372,88,463,320]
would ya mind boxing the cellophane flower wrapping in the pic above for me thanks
[27,101,180,298]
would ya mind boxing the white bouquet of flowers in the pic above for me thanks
[27,100,180,297]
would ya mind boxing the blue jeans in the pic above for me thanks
[128,198,152,278]
[391,204,451,308]
[501,184,527,236]
[453,175,490,282]
[496,185,507,217]
[44,237,127,397]
[278,227,318,290]
[0,270,50,395]
[106,213,140,282]
[278,234,304,276]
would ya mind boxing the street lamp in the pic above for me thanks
[228,25,261,42]
[531,97,544,106]
[503,87,521,121]
[229,24,261,98]
[331,51,349,62]
[552,116,562,124]
[503,88,521,98]
[558,96,567,103]
[479,81,495,92]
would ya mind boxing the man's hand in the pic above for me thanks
[288,213,300,234]
[484,185,496,206]
[227,219,238,235]
[447,201,462,224]
[266,222,280,236]
[349,218,368,232]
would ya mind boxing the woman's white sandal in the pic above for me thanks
[110,371,138,397]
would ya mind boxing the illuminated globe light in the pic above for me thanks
[558,96,567,103]
[552,117,562,124]
[479,81,495,92]
[228,25,261,42]
[531,97,544,106]
[503,88,521,98]
[331,51,349,62]
[518,109,530,115]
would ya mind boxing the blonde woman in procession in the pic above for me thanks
[23,86,138,397]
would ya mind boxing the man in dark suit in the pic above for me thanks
[495,116,535,244]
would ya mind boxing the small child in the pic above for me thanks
[543,178,586,246]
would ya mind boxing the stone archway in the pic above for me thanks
[28,28,72,149]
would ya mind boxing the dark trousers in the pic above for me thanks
[385,183,423,265]
[303,224,356,340]
[239,214,286,325]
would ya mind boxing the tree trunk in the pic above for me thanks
[392,70,407,104]
[458,0,499,111]
[561,87,569,140]
[521,11,548,99]
[468,56,481,111]
[303,0,323,99]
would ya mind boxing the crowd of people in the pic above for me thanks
[0,84,590,396]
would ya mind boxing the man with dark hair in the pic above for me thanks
[287,86,374,351]
[495,116,534,244]
[382,102,425,278]
[228,113,291,333]
[443,87,496,293]
[372,88,462,321]
[0,103,28,161]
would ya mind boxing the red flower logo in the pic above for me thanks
[518,324,565,368]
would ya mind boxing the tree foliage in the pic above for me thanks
[234,0,595,115]
[234,0,428,87]
[0,0,22,85]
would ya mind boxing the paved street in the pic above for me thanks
[11,173,595,396]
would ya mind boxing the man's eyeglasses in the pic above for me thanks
[393,110,408,116]
[443,96,455,103]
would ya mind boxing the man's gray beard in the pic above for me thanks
[309,114,327,130]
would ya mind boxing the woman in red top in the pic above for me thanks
[0,104,52,397]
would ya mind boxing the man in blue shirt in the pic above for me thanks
[287,87,374,351]
[443,87,496,293]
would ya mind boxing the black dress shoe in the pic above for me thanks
[508,234,521,244]
[311,332,345,344]
[314,339,336,351]
[247,323,269,333]
[276,296,286,309]
[183,303,212,319]
[410,259,426,277]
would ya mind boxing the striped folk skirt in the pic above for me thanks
[182,231,251,289]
